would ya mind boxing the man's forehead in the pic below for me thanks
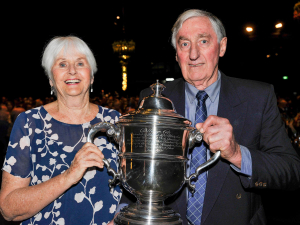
[177,17,215,36]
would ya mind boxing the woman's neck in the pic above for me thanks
[44,95,98,125]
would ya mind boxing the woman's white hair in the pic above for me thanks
[41,36,97,81]
[171,9,226,49]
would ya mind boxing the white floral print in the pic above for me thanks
[2,106,122,225]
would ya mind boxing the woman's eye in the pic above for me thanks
[59,63,67,67]
[77,62,84,66]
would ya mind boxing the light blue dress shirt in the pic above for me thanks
[185,71,252,176]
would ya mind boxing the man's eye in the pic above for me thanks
[182,42,189,47]
[201,40,208,44]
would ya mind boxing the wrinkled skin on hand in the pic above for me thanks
[196,115,242,168]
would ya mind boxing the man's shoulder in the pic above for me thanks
[220,73,276,107]
[224,75,271,87]
[222,73,274,95]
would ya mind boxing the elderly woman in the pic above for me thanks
[0,36,122,224]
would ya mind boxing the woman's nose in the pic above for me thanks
[69,64,77,75]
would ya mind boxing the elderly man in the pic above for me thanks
[116,9,300,225]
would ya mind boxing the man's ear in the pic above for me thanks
[219,37,227,57]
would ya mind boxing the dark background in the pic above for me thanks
[1,1,299,99]
[1,2,300,224]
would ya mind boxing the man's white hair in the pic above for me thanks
[171,9,226,49]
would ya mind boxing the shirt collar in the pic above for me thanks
[185,70,221,104]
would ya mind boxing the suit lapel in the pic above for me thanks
[217,74,247,142]
[201,74,248,224]
[164,78,186,116]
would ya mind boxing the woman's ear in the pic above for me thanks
[91,76,94,85]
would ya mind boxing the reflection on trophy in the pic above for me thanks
[87,80,220,225]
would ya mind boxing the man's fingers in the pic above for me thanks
[195,122,204,131]
[200,115,230,133]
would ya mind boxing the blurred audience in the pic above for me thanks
[0,91,298,169]
[277,93,300,153]
[0,104,11,179]
[0,92,139,128]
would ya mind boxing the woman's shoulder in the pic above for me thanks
[14,106,43,122]
[96,105,121,123]
[9,106,46,141]
[98,105,120,116]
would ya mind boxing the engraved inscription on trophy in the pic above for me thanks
[125,127,182,154]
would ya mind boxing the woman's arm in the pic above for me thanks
[0,142,104,221]
[0,171,70,221]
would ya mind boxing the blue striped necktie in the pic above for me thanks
[187,90,208,225]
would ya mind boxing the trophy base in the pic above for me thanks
[114,203,182,225]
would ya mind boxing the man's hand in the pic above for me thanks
[196,115,242,168]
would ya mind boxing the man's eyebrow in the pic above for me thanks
[177,36,189,42]
[197,33,212,39]
[177,33,212,42]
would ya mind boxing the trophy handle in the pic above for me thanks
[188,129,203,149]
[186,128,221,193]
[87,122,121,187]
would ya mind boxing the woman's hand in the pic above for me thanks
[63,142,105,186]
[107,212,119,225]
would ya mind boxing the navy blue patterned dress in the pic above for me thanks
[2,105,122,225]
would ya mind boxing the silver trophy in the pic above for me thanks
[87,80,220,225]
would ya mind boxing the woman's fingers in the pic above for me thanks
[64,143,105,185]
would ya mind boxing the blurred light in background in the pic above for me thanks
[275,23,283,28]
[166,78,174,81]
[246,27,253,32]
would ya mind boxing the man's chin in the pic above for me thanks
[184,74,218,90]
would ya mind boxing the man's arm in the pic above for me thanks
[197,84,300,190]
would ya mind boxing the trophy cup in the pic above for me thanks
[87,80,220,225]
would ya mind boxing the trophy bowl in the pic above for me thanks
[87,80,220,225]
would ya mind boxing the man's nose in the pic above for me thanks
[189,43,200,61]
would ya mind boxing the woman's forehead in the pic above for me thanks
[56,46,86,59]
